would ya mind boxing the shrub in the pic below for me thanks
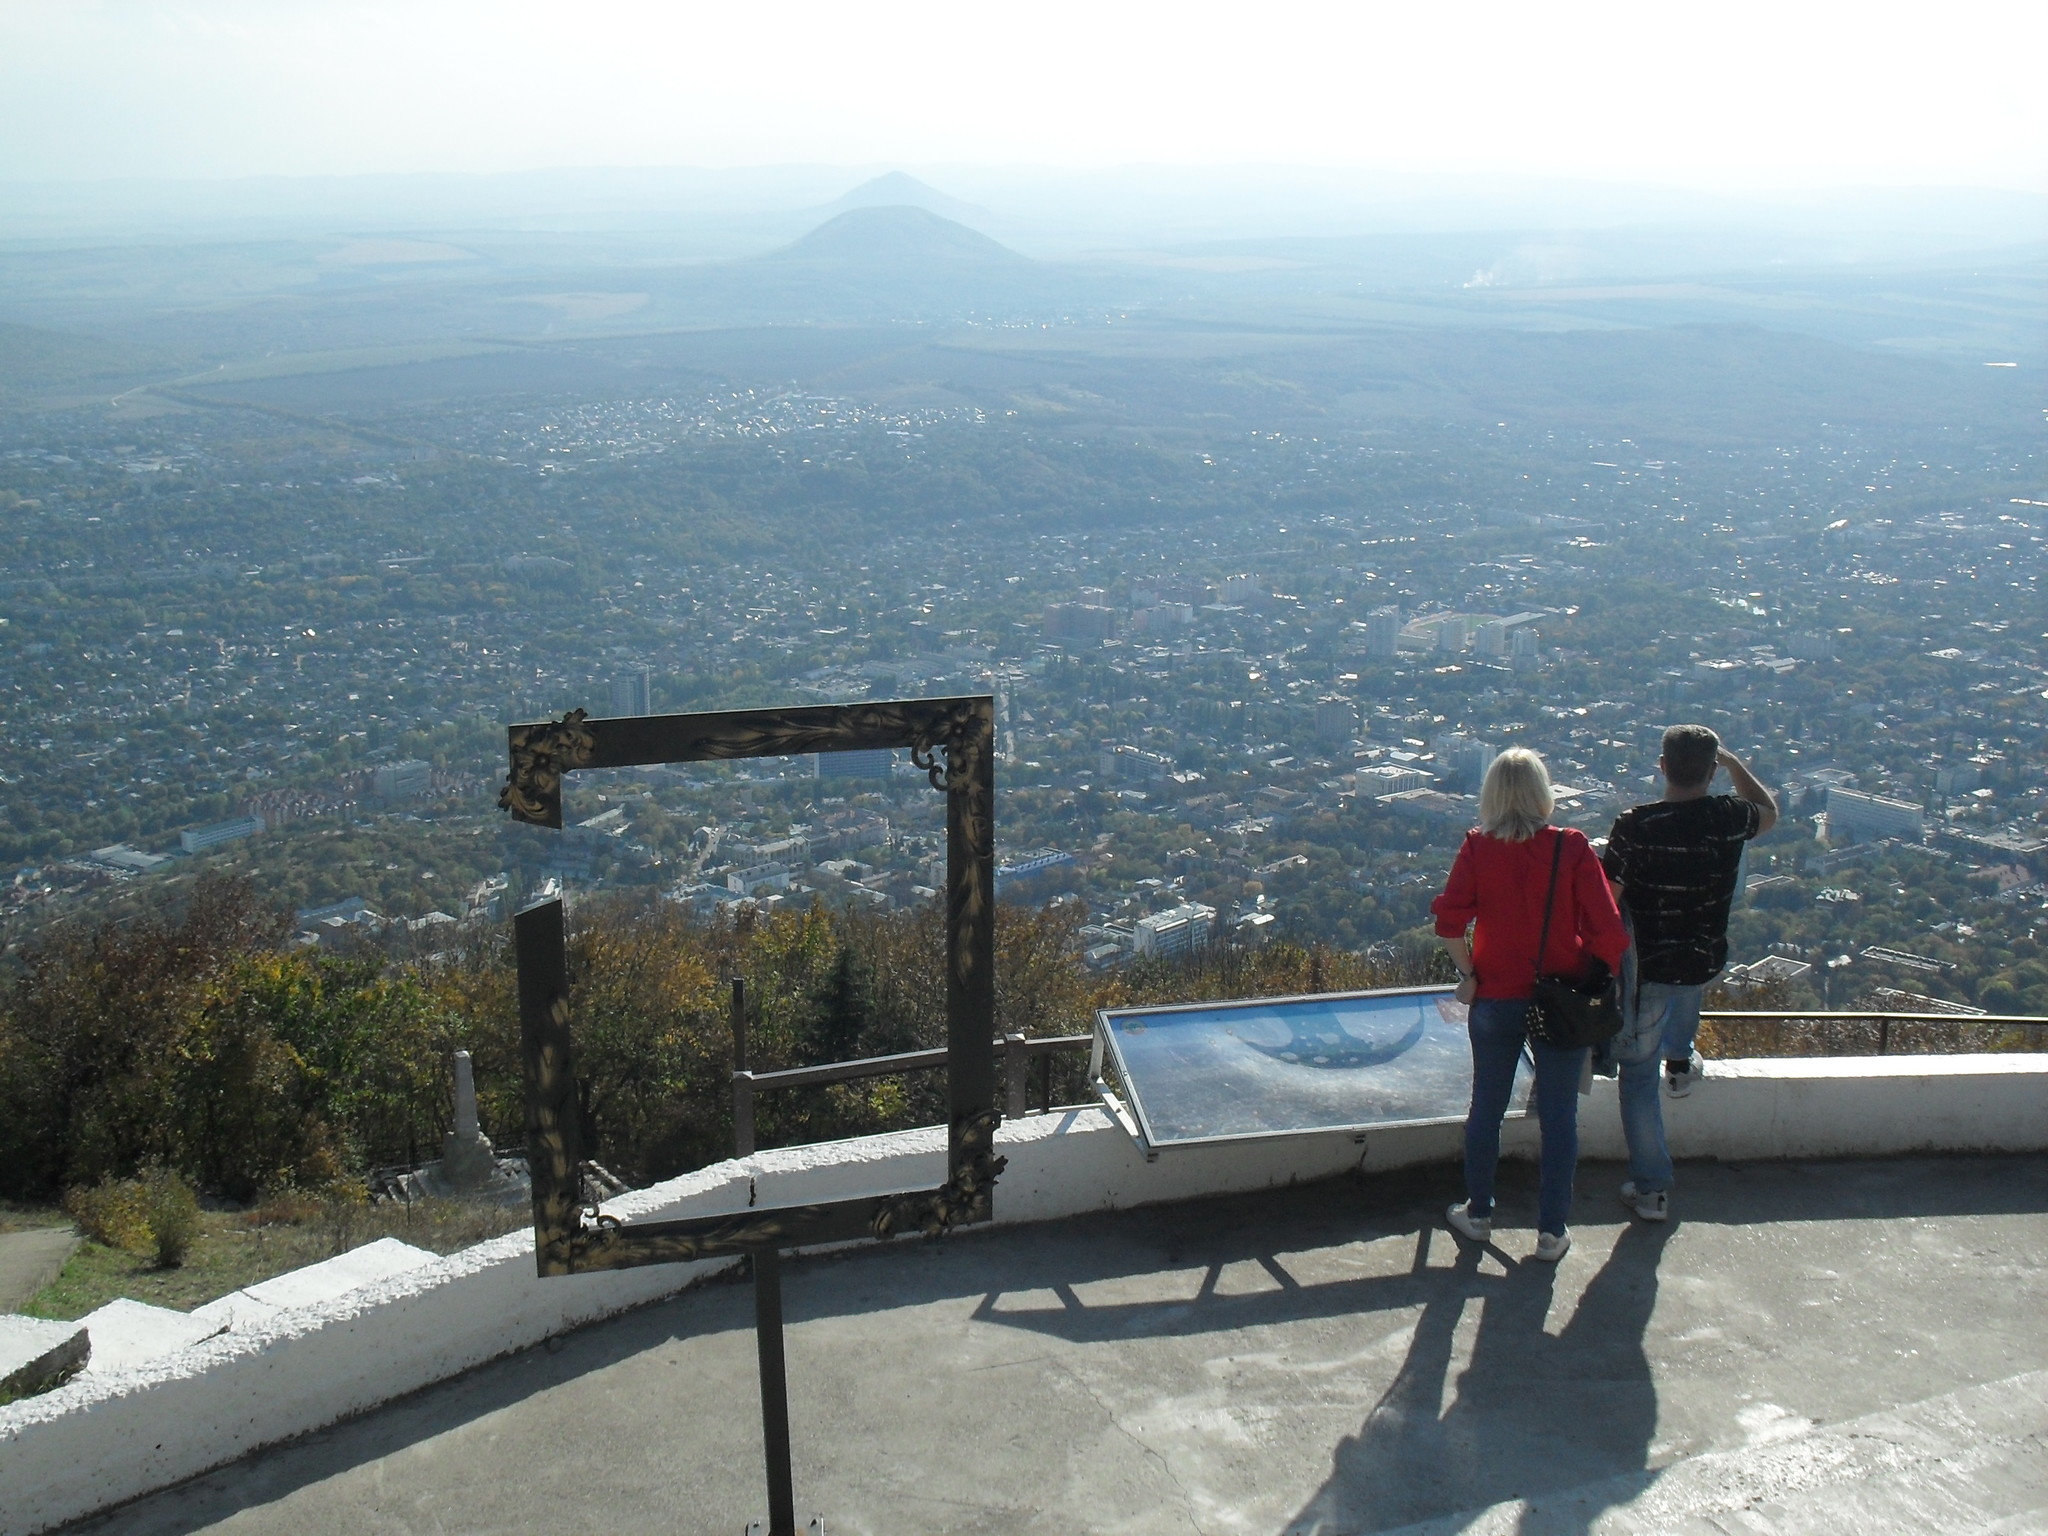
[64,1177,154,1255]
[139,1165,201,1268]
[62,1167,200,1267]
[314,1181,370,1258]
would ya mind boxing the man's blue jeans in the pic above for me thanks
[1464,997,1586,1238]
[1613,976,1706,1196]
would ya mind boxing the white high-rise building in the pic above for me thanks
[1825,787,1925,844]
[1133,903,1217,961]
[373,759,432,801]
[1314,696,1359,746]
[817,749,894,784]
[1790,631,1836,661]
[1365,608,1403,658]
[1934,763,1980,796]
[1355,764,1435,795]
[180,814,265,853]
[610,669,652,717]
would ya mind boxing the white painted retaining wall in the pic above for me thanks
[5,1051,2045,1535]
[1577,1052,2048,1162]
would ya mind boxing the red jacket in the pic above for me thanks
[1431,825,1629,1001]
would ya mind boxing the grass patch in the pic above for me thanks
[24,1198,528,1321]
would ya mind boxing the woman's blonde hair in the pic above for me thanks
[1479,747,1554,842]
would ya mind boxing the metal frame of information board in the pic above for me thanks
[1091,984,1524,1157]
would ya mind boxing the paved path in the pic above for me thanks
[69,1155,2048,1535]
[0,1228,76,1315]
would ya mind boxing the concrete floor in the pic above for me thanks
[73,1155,2048,1535]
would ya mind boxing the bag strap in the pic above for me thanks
[1533,830,1564,987]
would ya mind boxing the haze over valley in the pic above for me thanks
[0,149,2040,1024]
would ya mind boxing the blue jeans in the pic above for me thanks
[1613,975,1705,1196]
[1464,998,1587,1238]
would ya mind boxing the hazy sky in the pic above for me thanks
[2,0,2042,191]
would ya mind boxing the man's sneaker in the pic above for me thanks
[1665,1053,1703,1098]
[1445,1202,1492,1243]
[1533,1230,1572,1262]
[1620,1181,1670,1222]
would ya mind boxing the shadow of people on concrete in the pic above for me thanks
[1284,1220,1673,1535]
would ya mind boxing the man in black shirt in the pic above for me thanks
[1602,724,1777,1222]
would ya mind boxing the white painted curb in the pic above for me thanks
[1575,1052,2048,1163]
[3,1052,2043,1534]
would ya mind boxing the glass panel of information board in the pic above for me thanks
[1093,986,1529,1150]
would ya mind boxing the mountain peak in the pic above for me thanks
[827,172,988,224]
[771,205,1025,269]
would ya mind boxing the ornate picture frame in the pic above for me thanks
[500,695,1001,1277]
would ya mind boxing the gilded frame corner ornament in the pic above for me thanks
[498,708,597,826]
[504,695,999,1277]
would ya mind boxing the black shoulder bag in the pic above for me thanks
[1525,832,1623,1051]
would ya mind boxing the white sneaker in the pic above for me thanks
[1665,1053,1702,1098]
[1533,1230,1572,1262]
[1445,1202,1492,1242]
[1620,1181,1670,1222]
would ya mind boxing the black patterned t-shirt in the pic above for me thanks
[1601,795,1763,985]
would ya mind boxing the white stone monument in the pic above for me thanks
[439,1051,496,1191]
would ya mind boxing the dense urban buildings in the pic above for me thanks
[0,388,2039,1015]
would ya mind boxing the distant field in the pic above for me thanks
[166,340,521,388]
[149,311,2038,444]
[3,207,2035,432]
[172,345,639,412]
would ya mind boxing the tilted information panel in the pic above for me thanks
[1091,985,1529,1153]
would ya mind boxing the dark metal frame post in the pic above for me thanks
[943,706,998,1204]
[515,897,579,1276]
[503,696,1002,1529]
[753,1249,796,1536]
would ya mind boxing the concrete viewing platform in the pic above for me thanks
[71,1152,2048,1535]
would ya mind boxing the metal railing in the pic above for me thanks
[726,977,1092,1156]
[723,980,2048,1158]
[1701,1009,2048,1058]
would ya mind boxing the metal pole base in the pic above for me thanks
[745,1523,824,1535]
[753,1248,797,1536]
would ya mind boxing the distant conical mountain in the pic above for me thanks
[767,205,1027,271]
[662,200,1073,326]
[825,172,991,225]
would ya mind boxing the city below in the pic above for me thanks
[2,388,2042,1018]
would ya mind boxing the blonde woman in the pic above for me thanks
[1430,748,1628,1261]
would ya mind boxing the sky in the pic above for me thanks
[1,0,2042,192]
